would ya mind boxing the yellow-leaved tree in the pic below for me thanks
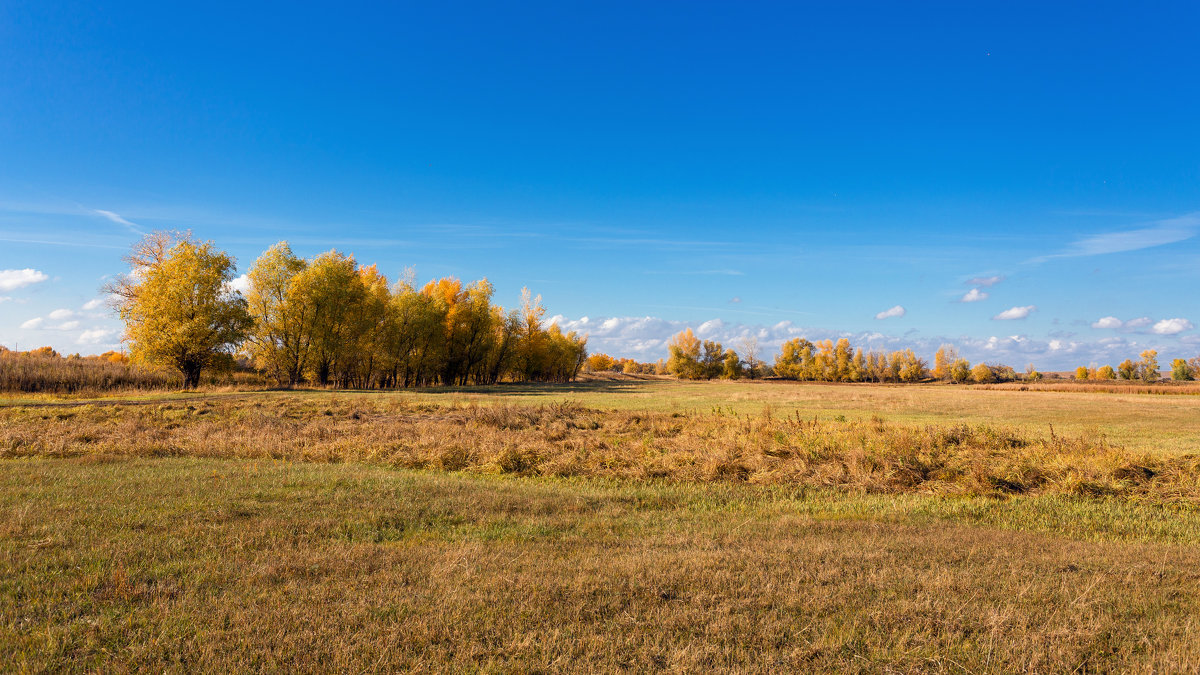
[107,232,251,388]
[666,328,704,379]
[244,241,311,386]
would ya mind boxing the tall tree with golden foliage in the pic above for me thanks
[666,328,704,379]
[107,232,251,388]
[244,242,311,385]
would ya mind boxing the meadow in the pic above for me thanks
[4,378,1200,672]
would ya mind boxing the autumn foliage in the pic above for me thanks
[109,233,587,388]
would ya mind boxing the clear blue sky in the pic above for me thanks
[1,1,1197,369]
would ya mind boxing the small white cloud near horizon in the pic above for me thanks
[48,308,75,320]
[20,317,44,329]
[875,305,906,320]
[993,305,1035,320]
[82,298,105,311]
[0,268,49,292]
[1125,317,1153,328]
[1153,318,1194,335]
[966,275,1005,287]
[1092,316,1123,329]
[77,327,117,345]
[960,288,989,303]
[55,320,80,331]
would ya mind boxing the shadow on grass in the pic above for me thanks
[404,379,663,397]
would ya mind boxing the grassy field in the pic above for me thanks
[4,379,1200,671]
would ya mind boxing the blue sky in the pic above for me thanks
[1,1,1197,369]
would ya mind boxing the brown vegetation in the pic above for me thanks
[4,394,1197,504]
[0,349,181,394]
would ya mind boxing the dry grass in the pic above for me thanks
[4,459,1200,672]
[0,352,181,393]
[370,379,1200,456]
[6,383,1200,671]
[0,352,269,395]
[981,380,1200,395]
[3,394,1199,504]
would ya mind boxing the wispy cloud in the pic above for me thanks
[959,288,988,303]
[19,317,43,329]
[644,268,744,276]
[874,305,906,320]
[0,236,127,250]
[993,305,1035,320]
[1032,213,1200,262]
[0,268,49,292]
[93,209,145,235]
[966,275,1005,287]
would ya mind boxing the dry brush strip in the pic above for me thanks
[2,397,1198,504]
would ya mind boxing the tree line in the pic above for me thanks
[1075,351,1200,382]
[107,233,587,388]
[662,333,1034,384]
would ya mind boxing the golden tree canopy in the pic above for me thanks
[108,232,251,388]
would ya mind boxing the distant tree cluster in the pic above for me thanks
[1171,357,1200,381]
[931,345,1023,384]
[661,334,1045,385]
[583,353,664,376]
[775,338,929,383]
[0,345,127,364]
[666,329,747,380]
[108,233,586,388]
[1074,350,1171,383]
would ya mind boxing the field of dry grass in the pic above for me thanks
[4,379,1200,671]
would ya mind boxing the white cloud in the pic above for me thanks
[48,308,74,320]
[1092,316,1123,329]
[226,274,251,295]
[966,275,1005,287]
[0,296,10,303]
[959,289,988,303]
[874,305,906,320]
[1125,317,1153,328]
[0,268,49,292]
[77,328,117,345]
[729,297,742,304]
[1152,318,1194,335]
[93,209,144,234]
[55,320,80,330]
[20,317,44,329]
[82,298,105,311]
[993,305,1035,320]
